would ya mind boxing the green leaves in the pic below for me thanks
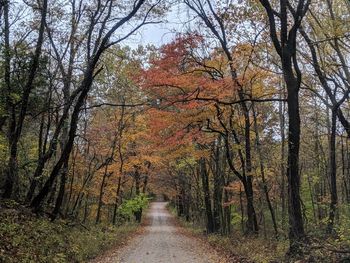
[117,194,150,219]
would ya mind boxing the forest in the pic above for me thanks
[0,0,350,262]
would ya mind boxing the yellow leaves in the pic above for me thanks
[225,181,244,193]
[306,0,350,60]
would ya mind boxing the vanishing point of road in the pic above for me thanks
[92,202,225,263]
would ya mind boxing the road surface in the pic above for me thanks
[93,202,224,263]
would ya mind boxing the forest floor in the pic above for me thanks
[90,201,238,263]
[0,199,140,263]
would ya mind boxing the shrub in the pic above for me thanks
[117,193,150,220]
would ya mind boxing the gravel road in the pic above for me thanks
[93,201,225,263]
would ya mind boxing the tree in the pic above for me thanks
[30,0,159,212]
[299,0,350,232]
[259,0,310,252]
[2,0,48,199]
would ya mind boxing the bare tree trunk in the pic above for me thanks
[252,104,278,238]
[212,136,224,233]
[259,0,309,252]
[200,158,214,233]
[279,85,287,228]
[307,172,317,223]
[112,177,122,225]
[341,137,349,202]
[96,165,109,224]
[52,76,71,219]
[239,186,244,233]
[327,108,338,233]
[65,147,78,215]
[82,193,90,224]
[134,169,142,223]
[286,74,305,250]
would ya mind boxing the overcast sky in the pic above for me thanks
[124,3,193,48]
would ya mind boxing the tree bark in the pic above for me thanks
[279,85,287,228]
[286,74,305,249]
[259,0,309,252]
[96,165,109,224]
[134,169,142,223]
[200,158,214,233]
[327,108,338,233]
[252,104,278,238]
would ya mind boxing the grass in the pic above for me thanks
[0,200,139,263]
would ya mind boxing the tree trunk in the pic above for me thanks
[213,137,224,233]
[112,177,122,225]
[286,75,305,251]
[243,178,258,235]
[200,158,214,233]
[252,104,278,237]
[51,77,71,219]
[30,0,147,211]
[2,0,48,199]
[134,169,142,223]
[30,59,97,211]
[96,165,109,224]
[51,160,68,220]
[279,85,287,228]
[327,108,338,233]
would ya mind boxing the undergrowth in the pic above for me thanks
[0,201,139,263]
[169,204,350,263]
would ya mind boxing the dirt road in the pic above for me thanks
[93,202,224,263]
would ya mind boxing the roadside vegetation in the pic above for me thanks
[169,203,350,263]
[0,197,149,263]
[1,0,350,262]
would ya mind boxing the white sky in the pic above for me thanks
[124,3,193,48]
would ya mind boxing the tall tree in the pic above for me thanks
[258,0,310,252]
[184,0,259,234]
[2,0,48,199]
[30,0,158,211]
